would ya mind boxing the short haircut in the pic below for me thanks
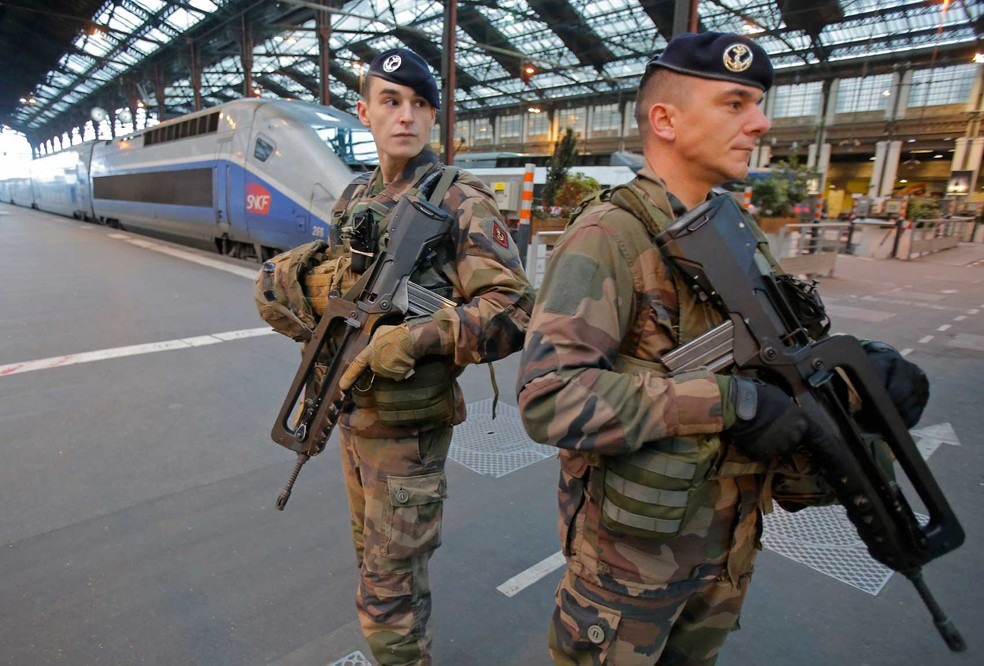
[634,68,692,132]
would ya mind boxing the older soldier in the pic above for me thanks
[516,32,928,665]
[257,48,533,665]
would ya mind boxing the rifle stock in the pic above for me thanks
[271,195,457,509]
[655,195,965,651]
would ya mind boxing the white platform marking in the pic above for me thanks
[0,328,276,376]
[120,237,258,279]
[497,551,566,597]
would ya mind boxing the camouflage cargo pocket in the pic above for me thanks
[599,435,721,539]
[383,471,448,560]
[552,576,623,663]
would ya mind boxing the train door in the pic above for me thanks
[214,136,233,235]
[309,183,334,242]
[74,162,90,217]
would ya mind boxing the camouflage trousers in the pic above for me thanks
[338,422,452,666]
[548,568,750,665]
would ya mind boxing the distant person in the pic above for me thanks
[256,47,533,665]
[516,32,929,664]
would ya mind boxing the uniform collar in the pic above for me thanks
[633,164,710,218]
[368,148,441,201]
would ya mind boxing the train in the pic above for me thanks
[1,102,656,257]
[0,99,376,261]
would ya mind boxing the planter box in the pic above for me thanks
[756,216,799,234]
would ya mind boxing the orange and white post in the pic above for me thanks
[515,162,536,266]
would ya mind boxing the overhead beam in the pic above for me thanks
[392,27,481,90]
[457,4,522,78]
[526,0,615,71]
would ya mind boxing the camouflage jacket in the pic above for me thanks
[516,167,763,594]
[335,148,534,435]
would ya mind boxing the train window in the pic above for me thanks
[254,137,274,162]
[207,113,219,132]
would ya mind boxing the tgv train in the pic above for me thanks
[0,99,376,260]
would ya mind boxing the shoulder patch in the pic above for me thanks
[491,220,510,248]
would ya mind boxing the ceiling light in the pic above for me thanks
[934,154,943,158]
[974,53,984,64]
[527,106,541,114]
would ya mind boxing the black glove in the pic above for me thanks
[724,377,818,461]
[861,341,930,428]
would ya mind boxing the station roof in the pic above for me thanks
[0,0,981,141]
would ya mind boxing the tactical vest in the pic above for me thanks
[338,164,463,428]
[571,183,773,539]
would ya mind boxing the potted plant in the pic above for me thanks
[750,158,812,233]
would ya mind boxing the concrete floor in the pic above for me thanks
[1,203,980,665]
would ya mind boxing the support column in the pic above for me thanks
[241,13,254,98]
[672,0,699,36]
[153,64,167,122]
[189,40,202,112]
[440,1,457,164]
[966,137,984,195]
[869,141,888,198]
[879,140,903,197]
[810,78,834,190]
[750,145,764,168]
[316,0,331,106]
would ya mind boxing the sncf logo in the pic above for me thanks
[246,183,272,215]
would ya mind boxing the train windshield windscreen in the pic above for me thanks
[309,115,377,167]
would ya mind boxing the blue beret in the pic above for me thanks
[644,32,774,92]
[366,48,441,110]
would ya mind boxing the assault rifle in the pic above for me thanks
[270,195,456,510]
[655,195,965,652]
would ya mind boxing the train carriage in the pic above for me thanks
[3,99,376,262]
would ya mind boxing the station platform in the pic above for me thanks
[1,203,981,665]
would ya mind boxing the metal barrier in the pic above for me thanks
[527,230,564,288]
[531,221,853,287]
[900,218,977,260]
[770,222,851,277]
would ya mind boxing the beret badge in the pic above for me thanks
[383,54,402,73]
[723,43,752,73]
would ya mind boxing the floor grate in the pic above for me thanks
[449,399,556,478]
[764,427,946,594]
[327,650,372,666]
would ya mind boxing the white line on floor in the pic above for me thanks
[918,335,934,344]
[954,315,966,321]
[120,237,258,279]
[0,327,275,377]
[937,324,951,332]
[900,348,913,357]
[968,309,980,315]
[497,551,566,598]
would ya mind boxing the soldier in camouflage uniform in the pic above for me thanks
[258,49,533,665]
[516,33,928,665]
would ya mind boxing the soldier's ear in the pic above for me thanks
[648,102,675,141]
[357,99,371,128]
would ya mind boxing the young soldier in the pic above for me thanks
[515,32,929,664]
[257,48,533,665]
